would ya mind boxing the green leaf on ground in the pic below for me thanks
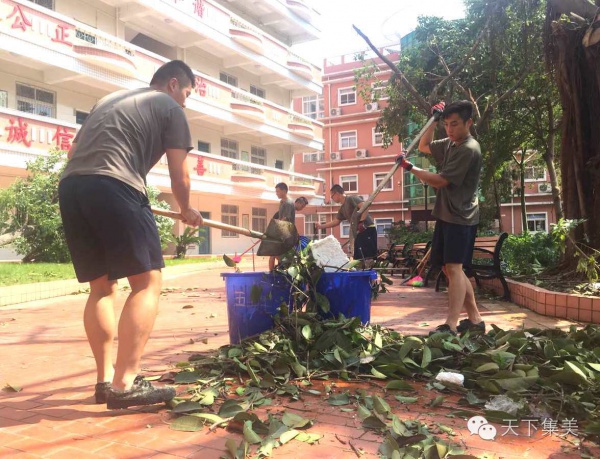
[170,415,204,432]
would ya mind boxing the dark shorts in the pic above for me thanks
[430,220,477,268]
[354,226,378,259]
[59,175,164,283]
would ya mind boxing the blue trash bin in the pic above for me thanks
[316,270,377,324]
[221,272,292,344]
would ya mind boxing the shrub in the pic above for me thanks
[501,232,560,276]
[385,220,433,247]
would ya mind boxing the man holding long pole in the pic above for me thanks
[397,100,485,335]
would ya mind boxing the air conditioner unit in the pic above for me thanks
[330,152,341,161]
[365,102,379,112]
[538,182,551,193]
[355,149,368,158]
[330,107,342,116]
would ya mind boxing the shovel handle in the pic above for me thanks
[151,207,266,239]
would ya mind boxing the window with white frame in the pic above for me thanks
[338,87,356,105]
[375,218,394,236]
[0,90,7,108]
[340,221,350,238]
[372,81,388,100]
[16,83,55,117]
[219,72,238,87]
[339,131,357,149]
[372,127,384,146]
[303,151,324,162]
[524,165,545,180]
[340,175,358,193]
[252,207,267,233]
[221,205,239,237]
[302,95,324,119]
[250,85,265,98]
[526,213,547,233]
[373,173,393,191]
[221,138,238,159]
[250,146,266,165]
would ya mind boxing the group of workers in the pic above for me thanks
[58,60,484,410]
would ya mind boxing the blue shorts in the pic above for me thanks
[59,175,164,282]
[430,220,477,268]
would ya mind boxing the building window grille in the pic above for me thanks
[526,213,547,233]
[221,205,239,237]
[338,87,356,105]
[375,218,393,236]
[16,83,55,117]
[340,174,358,193]
[221,138,238,159]
[219,72,238,87]
[250,85,265,98]
[302,95,324,119]
[339,131,357,149]
[252,207,267,233]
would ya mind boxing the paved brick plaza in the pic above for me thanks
[1,262,598,458]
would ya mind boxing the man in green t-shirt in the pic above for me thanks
[315,185,378,263]
[397,100,484,336]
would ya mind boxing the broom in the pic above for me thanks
[402,248,431,287]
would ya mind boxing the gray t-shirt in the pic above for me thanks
[336,195,374,226]
[429,136,482,225]
[278,198,295,222]
[62,88,192,193]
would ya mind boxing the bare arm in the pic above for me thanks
[67,142,77,160]
[418,121,437,155]
[409,166,449,189]
[165,148,203,226]
[315,217,342,230]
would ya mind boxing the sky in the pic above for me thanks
[293,0,466,63]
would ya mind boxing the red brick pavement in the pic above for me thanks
[1,263,598,458]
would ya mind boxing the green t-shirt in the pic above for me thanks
[62,88,192,193]
[429,136,482,225]
[336,195,374,226]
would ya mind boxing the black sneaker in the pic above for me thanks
[457,319,486,334]
[107,376,175,410]
[429,324,457,336]
[94,382,112,404]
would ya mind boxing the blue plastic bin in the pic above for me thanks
[316,270,377,324]
[221,272,292,344]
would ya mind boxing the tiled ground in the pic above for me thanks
[1,263,598,458]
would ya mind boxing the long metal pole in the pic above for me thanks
[349,113,440,239]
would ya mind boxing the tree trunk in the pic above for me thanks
[542,105,563,221]
[546,6,600,260]
[520,160,527,233]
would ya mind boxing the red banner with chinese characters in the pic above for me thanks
[0,109,77,152]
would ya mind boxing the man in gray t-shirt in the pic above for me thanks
[315,184,378,262]
[58,60,203,410]
[397,100,484,336]
[269,182,296,270]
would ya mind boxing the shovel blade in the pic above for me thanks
[256,219,299,256]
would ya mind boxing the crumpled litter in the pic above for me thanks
[435,371,464,386]
[485,394,525,415]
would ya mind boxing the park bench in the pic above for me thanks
[435,233,510,300]
[375,242,412,277]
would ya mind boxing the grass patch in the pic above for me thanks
[0,257,220,286]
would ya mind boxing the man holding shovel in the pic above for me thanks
[269,184,306,270]
[398,100,484,335]
[58,60,203,409]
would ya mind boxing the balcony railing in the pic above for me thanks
[0,0,323,148]
[0,107,324,196]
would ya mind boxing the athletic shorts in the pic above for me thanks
[354,226,378,259]
[59,175,164,282]
[430,220,477,268]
